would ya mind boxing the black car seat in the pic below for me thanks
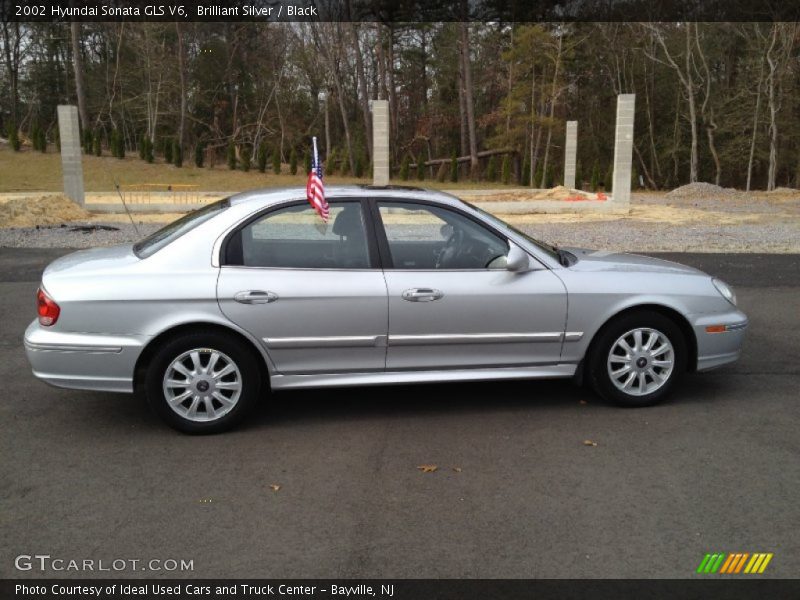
[331,205,367,268]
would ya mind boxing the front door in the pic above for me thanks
[217,200,388,375]
[374,201,568,371]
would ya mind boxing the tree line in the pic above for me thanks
[2,21,799,189]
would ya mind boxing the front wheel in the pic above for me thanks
[588,311,687,407]
[145,330,261,433]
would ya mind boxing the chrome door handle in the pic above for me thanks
[402,288,444,302]
[234,290,278,304]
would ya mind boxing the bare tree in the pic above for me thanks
[694,26,721,186]
[70,22,89,129]
[458,20,479,177]
[644,23,699,183]
[175,23,187,154]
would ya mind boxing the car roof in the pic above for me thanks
[228,185,465,208]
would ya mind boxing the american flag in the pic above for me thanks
[306,136,329,222]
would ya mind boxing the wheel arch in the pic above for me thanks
[579,303,698,382]
[133,321,271,392]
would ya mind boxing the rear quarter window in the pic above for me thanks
[133,198,230,258]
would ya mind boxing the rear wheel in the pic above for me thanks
[145,330,261,433]
[588,311,687,407]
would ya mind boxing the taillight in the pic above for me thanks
[37,287,60,326]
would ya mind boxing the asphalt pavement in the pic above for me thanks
[0,249,798,579]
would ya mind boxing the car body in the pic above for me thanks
[24,186,748,432]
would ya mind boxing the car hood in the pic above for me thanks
[564,247,705,276]
[43,244,139,281]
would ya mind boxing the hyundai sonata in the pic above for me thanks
[24,186,747,433]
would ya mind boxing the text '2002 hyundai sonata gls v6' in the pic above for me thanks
[25,186,747,433]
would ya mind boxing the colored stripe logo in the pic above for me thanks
[696,552,773,574]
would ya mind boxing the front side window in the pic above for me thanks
[377,202,509,270]
[227,201,371,269]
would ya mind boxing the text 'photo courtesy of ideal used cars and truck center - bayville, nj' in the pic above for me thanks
[2,1,799,599]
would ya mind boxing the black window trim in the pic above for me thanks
[370,198,513,271]
[220,198,381,271]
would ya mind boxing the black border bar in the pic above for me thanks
[3,0,800,23]
[3,579,800,600]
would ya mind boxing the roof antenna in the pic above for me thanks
[113,180,141,238]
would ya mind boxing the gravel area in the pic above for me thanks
[0,222,161,249]
[1,217,798,253]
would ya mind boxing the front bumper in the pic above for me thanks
[24,320,149,393]
[690,310,748,372]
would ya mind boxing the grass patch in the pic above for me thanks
[0,146,515,193]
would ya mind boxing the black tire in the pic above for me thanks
[145,329,262,434]
[588,310,687,407]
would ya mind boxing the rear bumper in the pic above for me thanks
[690,310,748,372]
[24,320,148,393]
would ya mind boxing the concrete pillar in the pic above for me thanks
[372,100,390,186]
[563,120,577,189]
[57,105,85,206]
[611,94,635,205]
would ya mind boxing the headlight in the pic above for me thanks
[712,278,737,306]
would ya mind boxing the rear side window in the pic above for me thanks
[226,201,371,269]
[133,198,230,258]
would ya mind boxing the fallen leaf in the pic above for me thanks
[452,467,462,473]
[579,399,588,405]
[417,464,438,473]
[198,498,213,504]
[582,440,598,447]
[269,484,281,492]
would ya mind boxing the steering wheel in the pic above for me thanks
[435,228,464,269]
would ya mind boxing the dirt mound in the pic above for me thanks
[768,186,799,194]
[0,195,91,227]
[666,182,742,200]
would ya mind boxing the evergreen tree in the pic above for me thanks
[339,150,350,175]
[8,123,20,151]
[304,151,312,174]
[172,139,182,167]
[326,149,338,175]
[194,142,205,168]
[357,150,368,178]
[605,164,613,192]
[83,129,93,154]
[575,161,583,189]
[450,150,459,182]
[256,141,267,173]
[145,138,154,163]
[416,158,425,181]
[92,130,101,156]
[534,165,543,188]
[400,155,410,180]
[241,145,252,171]
[227,142,237,170]
[486,156,497,182]
[501,155,511,184]
[271,147,281,174]
[37,128,47,153]
[31,122,41,151]
[289,148,298,175]
[590,161,600,191]
[139,134,147,160]
[164,138,173,163]
[522,158,531,186]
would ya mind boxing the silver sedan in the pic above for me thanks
[24,186,747,433]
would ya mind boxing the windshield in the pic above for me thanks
[462,200,561,260]
[133,198,230,259]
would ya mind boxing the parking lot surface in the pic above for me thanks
[1,249,798,578]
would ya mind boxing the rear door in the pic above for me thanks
[217,199,388,375]
[373,200,568,370]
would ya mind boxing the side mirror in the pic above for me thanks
[505,243,532,272]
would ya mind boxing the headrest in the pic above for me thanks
[332,205,362,237]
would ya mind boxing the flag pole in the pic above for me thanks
[312,136,319,171]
